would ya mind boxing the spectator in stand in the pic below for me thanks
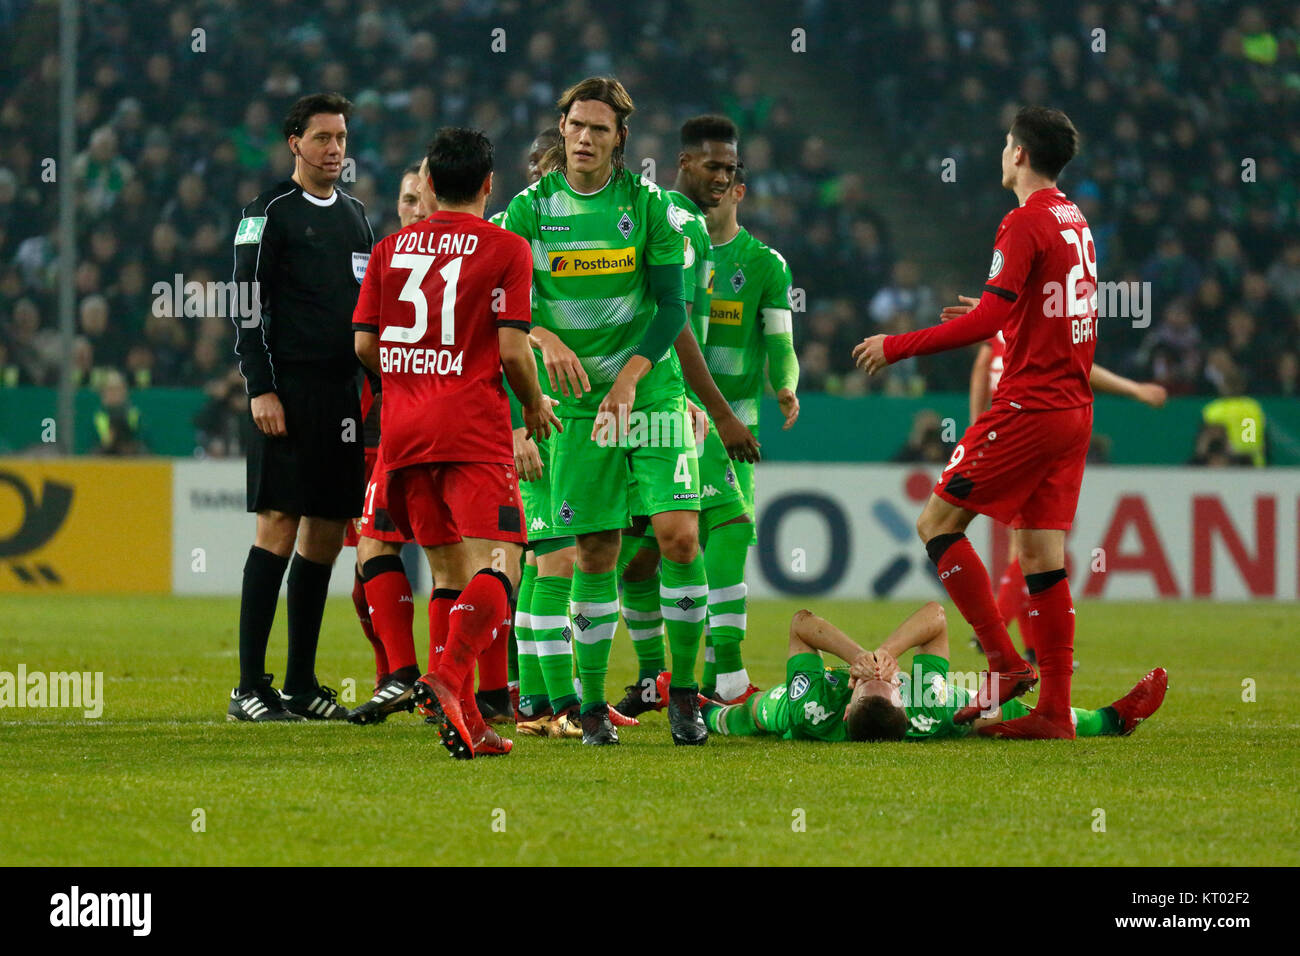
[93,370,145,455]
[1202,359,1266,466]
[1137,298,1202,395]
[892,410,952,464]
[869,260,935,328]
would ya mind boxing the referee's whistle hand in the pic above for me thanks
[251,392,288,437]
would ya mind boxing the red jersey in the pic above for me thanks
[352,211,532,470]
[886,187,1096,410]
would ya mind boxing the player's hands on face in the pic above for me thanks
[513,426,544,482]
[849,651,878,683]
[777,388,800,430]
[539,334,590,399]
[873,648,900,684]
[250,392,287,437]
[716,410,760,463]
[524,398,562,443]
[1136,382,1167,408]
[940,294,981,322]
[852,334,890,375]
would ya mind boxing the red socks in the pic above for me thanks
[361,557,417,674]
[1022,576,1075,720]
[434,570,512,693]
[351,569,388,683]
[477,622,509,693]
[928,534,1026,672]
[996,556,1035,656]
[428,589,458,673]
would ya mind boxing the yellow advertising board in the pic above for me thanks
[0,459,171,593]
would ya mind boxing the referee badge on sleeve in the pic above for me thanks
[352,252,370,283]
[234,217,266,245]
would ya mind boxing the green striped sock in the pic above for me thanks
[661,554,707,691]
[702,629,716,696]
[515,563,548,715]
[570,568,619,714]
[532,574,578,713]
[705,521,750,681]
[621,575,665,679]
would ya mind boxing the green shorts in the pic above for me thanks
[549,394,700,536]
[519,432,575,549]
[697,426,748,528]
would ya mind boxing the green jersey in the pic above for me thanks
[755,652,972,743]
[896,654,973,740]
[705,226,797,428]
[666,190,714,407]
[501,167,686,418]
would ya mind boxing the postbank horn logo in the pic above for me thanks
[549,247,637,277]
[0,471,73,584]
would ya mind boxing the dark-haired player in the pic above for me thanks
[353,127,559,758]
[855,106,1097,739]
[701,607,1166,742]
[617,114,762,717]
[968,326,1166,662]
[228,92,373,722]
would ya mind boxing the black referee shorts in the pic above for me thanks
[246,370,365,519]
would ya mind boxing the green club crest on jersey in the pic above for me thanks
[617,212,634,238]
[234,216,266,245]
[730,266,746,293]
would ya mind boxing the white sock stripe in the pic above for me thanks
[570,599,620,619]
[629,628,665,643]
[703,646,716,663]
[621,607,662,623]
[515,638,538,655]
[574,622,618,645]
[530,614,571,631]
[660,584,708,600]
[709,612,747,630]
[513,610,534,629]
[534,639,574,657]
[708,583,747,605]
[662,604,707,623]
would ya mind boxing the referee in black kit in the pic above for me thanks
[227,93,373,721]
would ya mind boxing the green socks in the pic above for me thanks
[532,574,579,713]
[705,520,751,698]
[621,575,665,679]
[570,568,619,714]
[660,554,708,691]
[704,699,758,736]
[514,563,549,716]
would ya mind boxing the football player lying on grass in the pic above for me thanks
[699,605,1166,742]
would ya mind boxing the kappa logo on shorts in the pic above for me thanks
[559,500,575,525]
[789,673,811,701]
[530,516,549,532]
[671,492,698,501]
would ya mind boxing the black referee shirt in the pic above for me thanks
[231,179,375,397]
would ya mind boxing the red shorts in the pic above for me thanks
[357,447,412,545]
[934,403,1092,531]
[345,449,381,547]
[384,460,526,548]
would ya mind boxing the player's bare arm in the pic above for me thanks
[500,326,560,441]
[789,608,876,676]
[592,354,651,441]
[872,602,949,672]
[354,329,379,376]
[1089,363,1167,407]
[530,326,589,398]
[674,324,760,462]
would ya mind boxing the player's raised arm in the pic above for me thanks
[875,601,948,664]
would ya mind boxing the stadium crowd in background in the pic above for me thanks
[1,0,1298,456]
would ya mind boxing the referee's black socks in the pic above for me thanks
[283,553,334,695]
[238,546,290,691]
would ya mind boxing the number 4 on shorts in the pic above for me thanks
[674,453,692,489]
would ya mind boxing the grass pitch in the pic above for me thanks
[1,595,1296,866]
